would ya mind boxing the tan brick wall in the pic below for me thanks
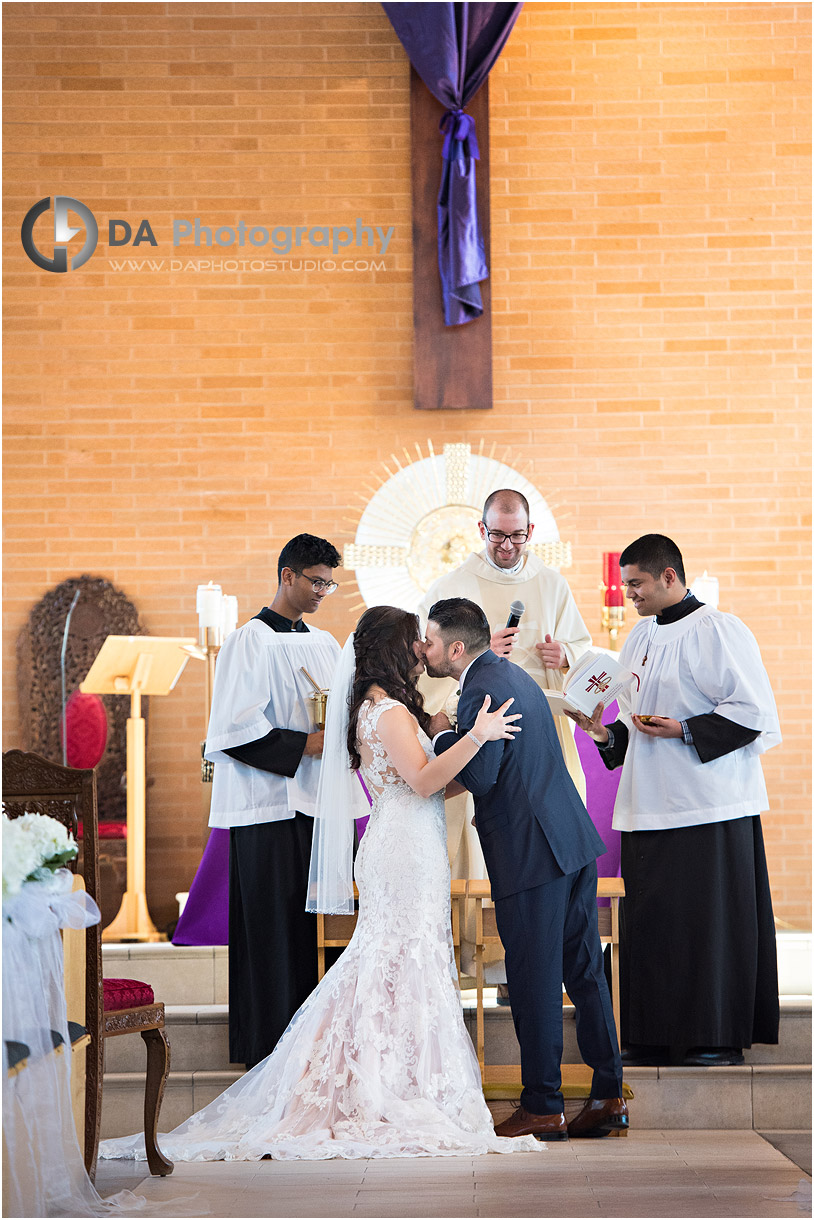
[4,3,810,927]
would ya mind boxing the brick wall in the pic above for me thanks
[4,3,810,926]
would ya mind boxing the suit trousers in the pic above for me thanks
[494,861,623,1115]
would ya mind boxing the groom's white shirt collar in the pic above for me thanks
[457,654,480,691]
[431,651,488,746]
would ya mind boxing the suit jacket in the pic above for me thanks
[435,650,606,900]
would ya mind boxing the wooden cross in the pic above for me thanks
[410,69,493,411]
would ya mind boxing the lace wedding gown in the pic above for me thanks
[100,698,540,1161]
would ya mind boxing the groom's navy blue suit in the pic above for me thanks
[435,649,623,1114]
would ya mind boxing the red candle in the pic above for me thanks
[603,551,624,607]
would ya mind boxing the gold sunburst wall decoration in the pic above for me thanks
[343,441,572,613]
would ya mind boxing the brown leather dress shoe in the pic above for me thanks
[567,1097,629,1138]
[494,1105,568,1141]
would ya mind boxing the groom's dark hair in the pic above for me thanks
[428,598,491,655]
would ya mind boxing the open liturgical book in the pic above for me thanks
[543,650,637,718]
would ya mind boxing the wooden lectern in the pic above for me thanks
[81,636,197,942]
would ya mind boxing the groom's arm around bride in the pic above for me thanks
[424,598,628,1141]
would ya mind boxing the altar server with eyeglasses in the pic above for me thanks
[417,490,592,990]
[567,533,781,1067]
[205,534,341,1068]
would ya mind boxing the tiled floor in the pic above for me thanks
[760,1131,813,1176]
[95,1130,811,1218]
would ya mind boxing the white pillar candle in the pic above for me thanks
[222,595,239,637]
[692,570,719,608]
[196,582,223,629]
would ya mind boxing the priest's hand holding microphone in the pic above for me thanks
[489,599,525,657]
[490,599,570,671]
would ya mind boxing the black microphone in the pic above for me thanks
[506,600,525,630]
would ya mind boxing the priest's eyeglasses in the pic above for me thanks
[482,527,530,545]
[296,572,339,594]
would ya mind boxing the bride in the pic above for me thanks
[101,606,540,1161]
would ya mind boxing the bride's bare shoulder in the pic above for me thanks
[362,688,415,726]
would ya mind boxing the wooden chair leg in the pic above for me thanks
[84,1033,103,1183]
[317,915,326,981]
[609,894,621,1044]
[451,895,461,977]
[140,1027,174,1176]
[474,898,486,1081]
[610,941,621,1043]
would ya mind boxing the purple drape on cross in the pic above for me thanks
[382,2,523,326]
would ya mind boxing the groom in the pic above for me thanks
[424,597,627,1140]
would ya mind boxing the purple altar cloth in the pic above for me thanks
[172,710,622,945]
[575,701,622,902]
[172,827,230,945]
[173,807,374,947]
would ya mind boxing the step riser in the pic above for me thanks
[103,945,228,1007]
[100,939,811,1145]
[102,932,812,1007]
[99,1065,813,1140]
[102,1004,812,1074]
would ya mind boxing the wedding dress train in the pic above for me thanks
[100,698,539,1161]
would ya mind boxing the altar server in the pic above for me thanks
[205,534,341,1067]
[567,534,780,1066]
[418,489,592,986]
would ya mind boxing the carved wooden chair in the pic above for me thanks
[16,575,150,928]
[2,750,173,1181]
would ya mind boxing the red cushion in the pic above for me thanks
[77,822,126,840]
[62,690,108,770]
[103,978,155,1011]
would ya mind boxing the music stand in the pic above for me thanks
[81,636,198,941]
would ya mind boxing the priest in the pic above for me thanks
[204,534,341,1068]
[417,489,592,987]
[567,533,781,1066]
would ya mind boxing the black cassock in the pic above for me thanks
[223,607,329,1069]
[598,595,779,1053]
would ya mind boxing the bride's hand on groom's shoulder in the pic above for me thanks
[473,695,522,744]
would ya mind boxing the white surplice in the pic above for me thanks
[614,605,782,831]
[205,620,340,828]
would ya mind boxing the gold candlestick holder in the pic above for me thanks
[600,585,626,651]
[199,624,222,845]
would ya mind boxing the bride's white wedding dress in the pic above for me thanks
[100,697,539,1161]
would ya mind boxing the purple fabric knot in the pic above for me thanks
[440,109,480,161]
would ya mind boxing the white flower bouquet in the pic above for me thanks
[443,688,461,728]
[2,812,77,901]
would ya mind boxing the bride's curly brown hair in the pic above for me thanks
[347,606,432,771]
